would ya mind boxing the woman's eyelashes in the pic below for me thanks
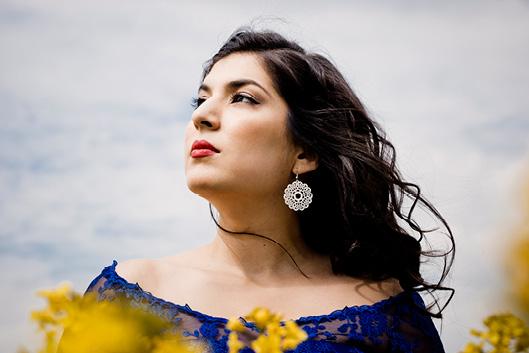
[190,97,205,109]
[231,93,259,105]
[190,93,259,109]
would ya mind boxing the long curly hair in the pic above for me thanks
[194,26,455,319]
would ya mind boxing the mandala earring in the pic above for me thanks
[283,172,313,211]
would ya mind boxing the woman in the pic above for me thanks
[85,27,455,352]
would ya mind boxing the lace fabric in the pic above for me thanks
[84,260,445,353]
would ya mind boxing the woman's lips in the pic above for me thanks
[191,149,217,158]
[190,139,220,158]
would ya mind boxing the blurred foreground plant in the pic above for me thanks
[226,307,308,353]
[461,313,529,353]
[506,176,529,317]
[20,283,307,353]
[20,282,203,353]
[460,173,529,353]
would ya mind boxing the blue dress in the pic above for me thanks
[85,260,445,353]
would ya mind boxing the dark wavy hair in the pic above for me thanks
[194,26,455,319]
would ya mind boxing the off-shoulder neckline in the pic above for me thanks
[99,259,419,327]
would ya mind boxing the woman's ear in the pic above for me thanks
[294,150,319,174]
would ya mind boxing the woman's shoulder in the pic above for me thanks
[114,245,210,290]
[114,257,158,287]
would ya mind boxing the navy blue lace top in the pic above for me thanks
[85,260,445,353]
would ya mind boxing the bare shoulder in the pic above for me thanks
[115,245,210,288]
[115,258,159,288]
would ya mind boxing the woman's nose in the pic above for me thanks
[191,100,220,131]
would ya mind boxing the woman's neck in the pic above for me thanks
[203,195,332,285]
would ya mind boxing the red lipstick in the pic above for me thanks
[191,139,219,158]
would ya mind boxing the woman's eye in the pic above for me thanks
[190,94,258,109]
[190,97,206,109]
[232,93,258,105]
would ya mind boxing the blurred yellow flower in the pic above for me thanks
[251,334,282,353]
[152,334,204,353]
[461,313,529,353]
[281,320,308,351]
[22,284,307,353]
[227,307,307,353]
[462,172,529,353]
[509,236,529,317]
[227,332,244,353]
[245,307,283,331]
[461,342,484,353]
[24,284,203,353]
[507,174,529,317]
[226,317,246,333]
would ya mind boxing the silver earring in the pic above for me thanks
[283,172,313,211]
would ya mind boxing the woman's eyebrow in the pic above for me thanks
[198,79,271,98]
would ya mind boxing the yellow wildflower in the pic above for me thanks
[265,321,283,337]
[228,308,307,353]
[281,320,308,351]
[509,236,529,316]
[506,175,529,317]
[228,332,244,353]
[461,175,529,353]
[25,284,204,353]
[251,334,282,353]
[245,307,283,331]
[461,342,484,353]
[227,317,246,332]
[461,313,529,353]
[152,333,204,353]
[25,284,308,353]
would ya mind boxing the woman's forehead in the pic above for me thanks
[201,53,276,94]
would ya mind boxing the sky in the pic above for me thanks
[1,0,529,352]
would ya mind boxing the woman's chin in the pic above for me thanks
[185,177,222,197]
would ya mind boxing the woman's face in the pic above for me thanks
[184,52,300,200]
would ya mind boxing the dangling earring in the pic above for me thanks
[283,172,313,211]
